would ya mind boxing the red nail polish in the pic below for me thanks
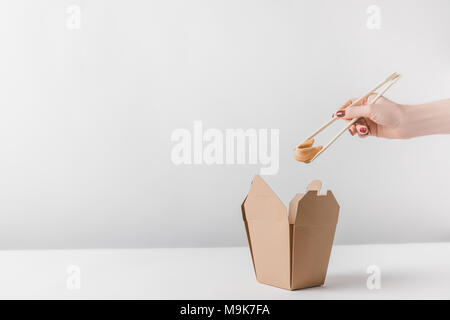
[336,110,345,117]
[360,127,367,134]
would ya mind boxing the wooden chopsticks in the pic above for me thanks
[297,72,401,163]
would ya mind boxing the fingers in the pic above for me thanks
[335,105,372,120]
[334,97,367,121]
[348,123,357,136]
[336,102,368,137]
[347,120,369,137]
[338,96,377,138]
[335,98,356,114]
[355,122,370,138]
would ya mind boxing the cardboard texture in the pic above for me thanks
[241,175,339,290]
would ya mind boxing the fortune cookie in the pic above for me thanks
[294,138,323,163]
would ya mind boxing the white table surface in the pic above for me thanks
[0,242,449,299]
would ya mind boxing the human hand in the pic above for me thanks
[334,94,409,139]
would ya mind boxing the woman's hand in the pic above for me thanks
[334,94,409,139]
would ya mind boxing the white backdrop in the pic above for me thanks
[0,0,449,249]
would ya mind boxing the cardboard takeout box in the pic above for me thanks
[241,175,340,290]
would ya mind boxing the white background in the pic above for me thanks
[0,0,449,249]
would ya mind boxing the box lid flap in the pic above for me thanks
[290,180,339,227]
[289,181,340,289]
[288,180,322,225]
[243,175,287,221]
[242,175,291,289]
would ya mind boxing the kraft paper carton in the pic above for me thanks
[241,175,339,290]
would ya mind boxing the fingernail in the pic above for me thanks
[348,129,352,135]
[336,110,345,117]
[332,113,334,118]
[359,127,368,134]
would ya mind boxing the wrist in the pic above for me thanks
[401,100,450,138]
[398,104,418,139]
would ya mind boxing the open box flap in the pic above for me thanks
[288,180,322,224]
[243,175,287,221]
[294,190,339,227]
[242,175,290,289]
[289,181,340,289]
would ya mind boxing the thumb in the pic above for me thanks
[337,105,372,120]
